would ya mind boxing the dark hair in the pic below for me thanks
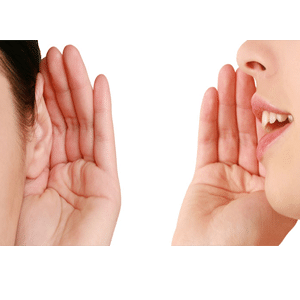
[0,40,41,143]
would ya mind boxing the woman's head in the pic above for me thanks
[0,41,52,244]
[237,40,300,219]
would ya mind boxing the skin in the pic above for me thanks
[0,70,26,245]
[15,45,121,245]
[172,42,298,245]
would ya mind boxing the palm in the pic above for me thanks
[187,163,266,245]
[15,46,120,245]
[173,65,296,245]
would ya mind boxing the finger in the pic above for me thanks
[40,57,68,167]
[236,68,258,175]
[196,87,219,169]
[217,64,239,164]
[93,75,117,174]
[63,45,94,162]
[256,119,267,177]
[46,47,81,162]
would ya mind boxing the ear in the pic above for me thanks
[25,72,52,179]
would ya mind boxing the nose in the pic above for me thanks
[236,40,277,78]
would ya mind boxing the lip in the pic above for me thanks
[251,93,290,121]
[256,122,292,161]
[251,93,293,161]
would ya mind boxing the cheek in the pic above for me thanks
[264,126,300,219]
[0,119,25,207]
[0,99,25,229]
[0,76,28,243]
[0,110,26,244]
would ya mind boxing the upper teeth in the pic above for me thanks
[262,111,293,131]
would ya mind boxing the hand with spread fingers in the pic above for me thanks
[15,45,120,245]
[172,65,296,245]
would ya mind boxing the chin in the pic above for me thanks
[265,174,300,219]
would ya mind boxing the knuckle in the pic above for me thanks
[65,116,80,131]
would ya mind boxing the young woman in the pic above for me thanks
[172,41,298,245]
[0,41,120,245]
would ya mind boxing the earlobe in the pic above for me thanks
[26,72,52,179]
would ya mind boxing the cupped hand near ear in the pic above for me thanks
[172,65,297,245]
[15,45,120,245]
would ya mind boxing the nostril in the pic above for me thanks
[246,61,266,71]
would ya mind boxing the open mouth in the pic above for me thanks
[251,93,294,161]
[251,93,294,133]
[261,111,293,133]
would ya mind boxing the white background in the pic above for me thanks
[37,37,300,247]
